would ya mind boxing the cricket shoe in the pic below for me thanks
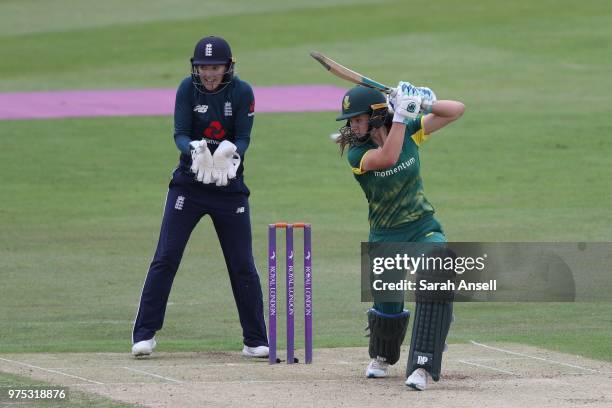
[132,338,156,357]
[366,357,389,378]
[242,345,269,358]
[405,368,430,391]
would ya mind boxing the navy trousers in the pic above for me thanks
[132,172,268,347]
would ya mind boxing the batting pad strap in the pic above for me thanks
[407,301,453,382]
[367,309,410,365]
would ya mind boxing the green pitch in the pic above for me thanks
[1,0,611,363]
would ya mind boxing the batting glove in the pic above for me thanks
[417,86,437,114]
[190,140,214,184]
[212,140,241,187]
[388,81,420,113]
[392,92,422,123]
[397,81,420,97]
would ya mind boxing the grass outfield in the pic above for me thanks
[1,0,611,362]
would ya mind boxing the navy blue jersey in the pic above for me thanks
[173,75,255,193]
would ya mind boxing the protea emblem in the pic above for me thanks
[343,96,350,110]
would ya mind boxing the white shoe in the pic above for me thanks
[366,358,389,378]
[405,368,430,391]
[242,345,269,358]
[132,338,156,357]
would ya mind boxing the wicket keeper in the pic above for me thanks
[131,36,269,359]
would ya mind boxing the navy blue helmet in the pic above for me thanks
[190,36,236,93]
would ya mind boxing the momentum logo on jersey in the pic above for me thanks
[373,157,416,178]
[193,105,208,113]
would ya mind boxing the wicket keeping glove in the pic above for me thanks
[212,140,241,187]
[190,140,214,184]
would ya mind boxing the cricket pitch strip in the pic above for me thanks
[1,342,611,407]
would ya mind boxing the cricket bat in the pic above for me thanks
[310,51,393,94]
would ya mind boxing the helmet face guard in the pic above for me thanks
[368,103,389,130]
[191,61,235,94]
[190,36,235,94]
[338,104,389,145]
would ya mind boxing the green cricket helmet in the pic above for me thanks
[336,85,387,121]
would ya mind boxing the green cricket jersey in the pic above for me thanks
[347,116,435,232]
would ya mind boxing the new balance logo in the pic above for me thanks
[193,105,208,113]
[175,196,185,210]
[205,43,213,56]
[224,102,233,116]
[236,207,245,213]
[417,355,429,365]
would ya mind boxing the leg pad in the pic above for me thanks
[407,301,453,381]
[367,309,410,365]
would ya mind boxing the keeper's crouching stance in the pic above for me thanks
[131,36,269,359]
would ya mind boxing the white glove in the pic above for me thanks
[212,140,241,187]
[189,140,214,184]
[397,81,420,97]
[392,84,422,123]
[388,81,420,112]
[417,86,436,114]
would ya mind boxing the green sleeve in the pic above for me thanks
[404,115,422,135]
[405,115,429,147]
[347,144,371,175]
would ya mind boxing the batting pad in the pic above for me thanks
[406,301,453,381]
[367,309,410,365]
